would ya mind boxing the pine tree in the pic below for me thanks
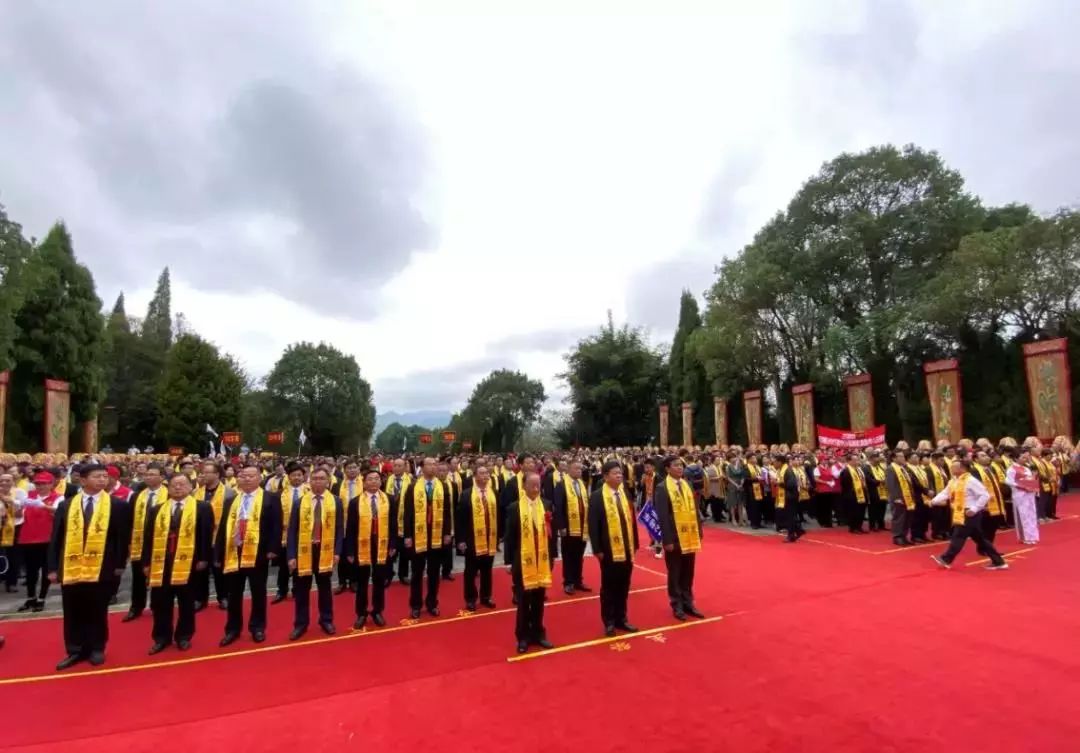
[669,290,711,444]
[143,267,172,351]
[9,222,105,449]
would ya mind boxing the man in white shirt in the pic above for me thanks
[930,461,1008,570]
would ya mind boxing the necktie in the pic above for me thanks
[482,488,490,541]
[169,502,181,554]
[614,489,629,548]
[370,493,379,543]
[425,481,434,530]
[236,494,250,547]
[394,477,401,497]
[574,480,585,532]
[349,480,356,500]
[83,495,95,545]
[313,495,322,543]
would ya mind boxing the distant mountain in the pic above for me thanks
[374,410,453,435]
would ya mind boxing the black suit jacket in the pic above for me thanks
[213,491,282,568]
[587,486,639,561]
[343,491,398,564]
[653,478,701,553]
[502,497,551,590]
[47,494,131,582]
[551,476,589,537]
[139,500,215,582]
[454,484,499,556]
[402,479,453,550]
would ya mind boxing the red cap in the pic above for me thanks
[106,465,121,479]
[33,471,55,484]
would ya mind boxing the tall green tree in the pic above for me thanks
[668,290,712,444]
[0,203,33,371]
[265,342,375,454]
[373,422,431,454]
[9,222,105,450]
[453,369,546,452]
[143,267,172,351]
[156,334,244,451]
[561,314,666,446]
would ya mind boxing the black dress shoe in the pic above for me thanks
[121,609,141,622]
[217,599,228,610]
[353,617,367,630]
[56,654,83,671]
[372,613,386,627]
[109,595,119,606]
[410,609,421,619]
[536,638,554,650]
[334,586,347,595]
[617,622,639,633]
[148,642,168,655]
[685,606,705,619]
[442,574,455,582]
[399,577,410,585]
[31,601,45,613]
[176,639,192,651]
[672,610,687,621]
[289,627,307,641]
[320,622,336,635]
[220,632,239,647]
[574,583,592,592]
[466,602,477,612]
[427,607,440,618]
[194,601,206,612]
[481,599,496,609]
[912,537,929,544]
[88,651,105,666]
[563,585,575,595]
[271,594,287,605]
[512,594,518,606]
[604,625,616,637]
[252,631,266,643]
[17,600,35,613]
[516,641,528,654]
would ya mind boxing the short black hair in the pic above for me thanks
[79,463,107,477]
[601,460,622,476]
[285,461,305,475]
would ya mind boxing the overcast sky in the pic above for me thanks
[2,1,1077,413]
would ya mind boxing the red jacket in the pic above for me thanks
[21,492,62,544]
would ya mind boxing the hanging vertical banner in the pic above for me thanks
[1022,338,1072,443]
[713,397,728,447]
[743,390,763,447]
[681,402,693,447]
[924,359,963,444]
[792,383,816,449]
[0,371,8,453]
[658,403,670,447]
[843,373,875,432]
[44,379,71,455]
[80,418,99,453]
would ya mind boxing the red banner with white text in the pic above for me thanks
[817,424,887,450]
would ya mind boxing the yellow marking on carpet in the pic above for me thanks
[965,547,1037,567]
[0,586,668,687]
[633,563,669,578]
[506,616,725,663]
[873,541,940,555]
[801,538,877,555]
[609,641,632,652]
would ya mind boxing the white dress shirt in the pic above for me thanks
[931,475,990,514]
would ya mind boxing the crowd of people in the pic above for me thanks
[0,432,1074,668]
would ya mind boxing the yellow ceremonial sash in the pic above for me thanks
[973,465,1005,516]
[1033,458,1054,492]
[411,478,445,553]
[518,497,551,589]
[775,465,789,509]
[340,476,362,514]
[195,484,226,536]
[870,464,887,496]
[891,463,915,510]
[280,481,309,545]
[1,496,15,546]
[927,464,947,493]
[130,486,164,556]
[601,483,634,562]
[563,476,589,539]
[224,489,264,573]
[666,476,701,553]
[746,463,764,500]
[949,474,969,526]
[63,493,112,584]
[848,465,866,504]
[386,473,413,530]
[356,490,390,566]
[149,497,198,586]
[470,484,498,556]
[297,492,336,576]
[795,467,810,501]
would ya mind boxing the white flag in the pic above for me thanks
[205,423,218,437]
[298,428,307,446]
[219,439,227,456]
[208,439,215,456]
[401,435,407,452]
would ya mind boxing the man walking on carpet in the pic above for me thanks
[930,460,1009,570]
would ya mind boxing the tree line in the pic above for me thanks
[0,205,375,455]
[557,144,1080,447]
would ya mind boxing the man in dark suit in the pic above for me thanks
[47,463,131,670]
[402,457,453,619]
[141,473,214,654]
[456,463,498,611]
[286,468,343,639]
[344,469,396,629]
[503,471,555,654]
[653,456,705,620]
[552,459,592,595]
[588,460,640,637]
[215,465,282,647]
[194,460,235,610]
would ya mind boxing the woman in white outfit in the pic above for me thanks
[1005,448,1040,545]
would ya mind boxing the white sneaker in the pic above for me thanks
[930,555,951,569]
[654,550,663,559]
[985,563,1009,571]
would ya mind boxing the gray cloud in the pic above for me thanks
[487,325,597,355]
[373,355,513,413]
[0,2,435,316]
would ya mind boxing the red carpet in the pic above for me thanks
[3,500,1079,753]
